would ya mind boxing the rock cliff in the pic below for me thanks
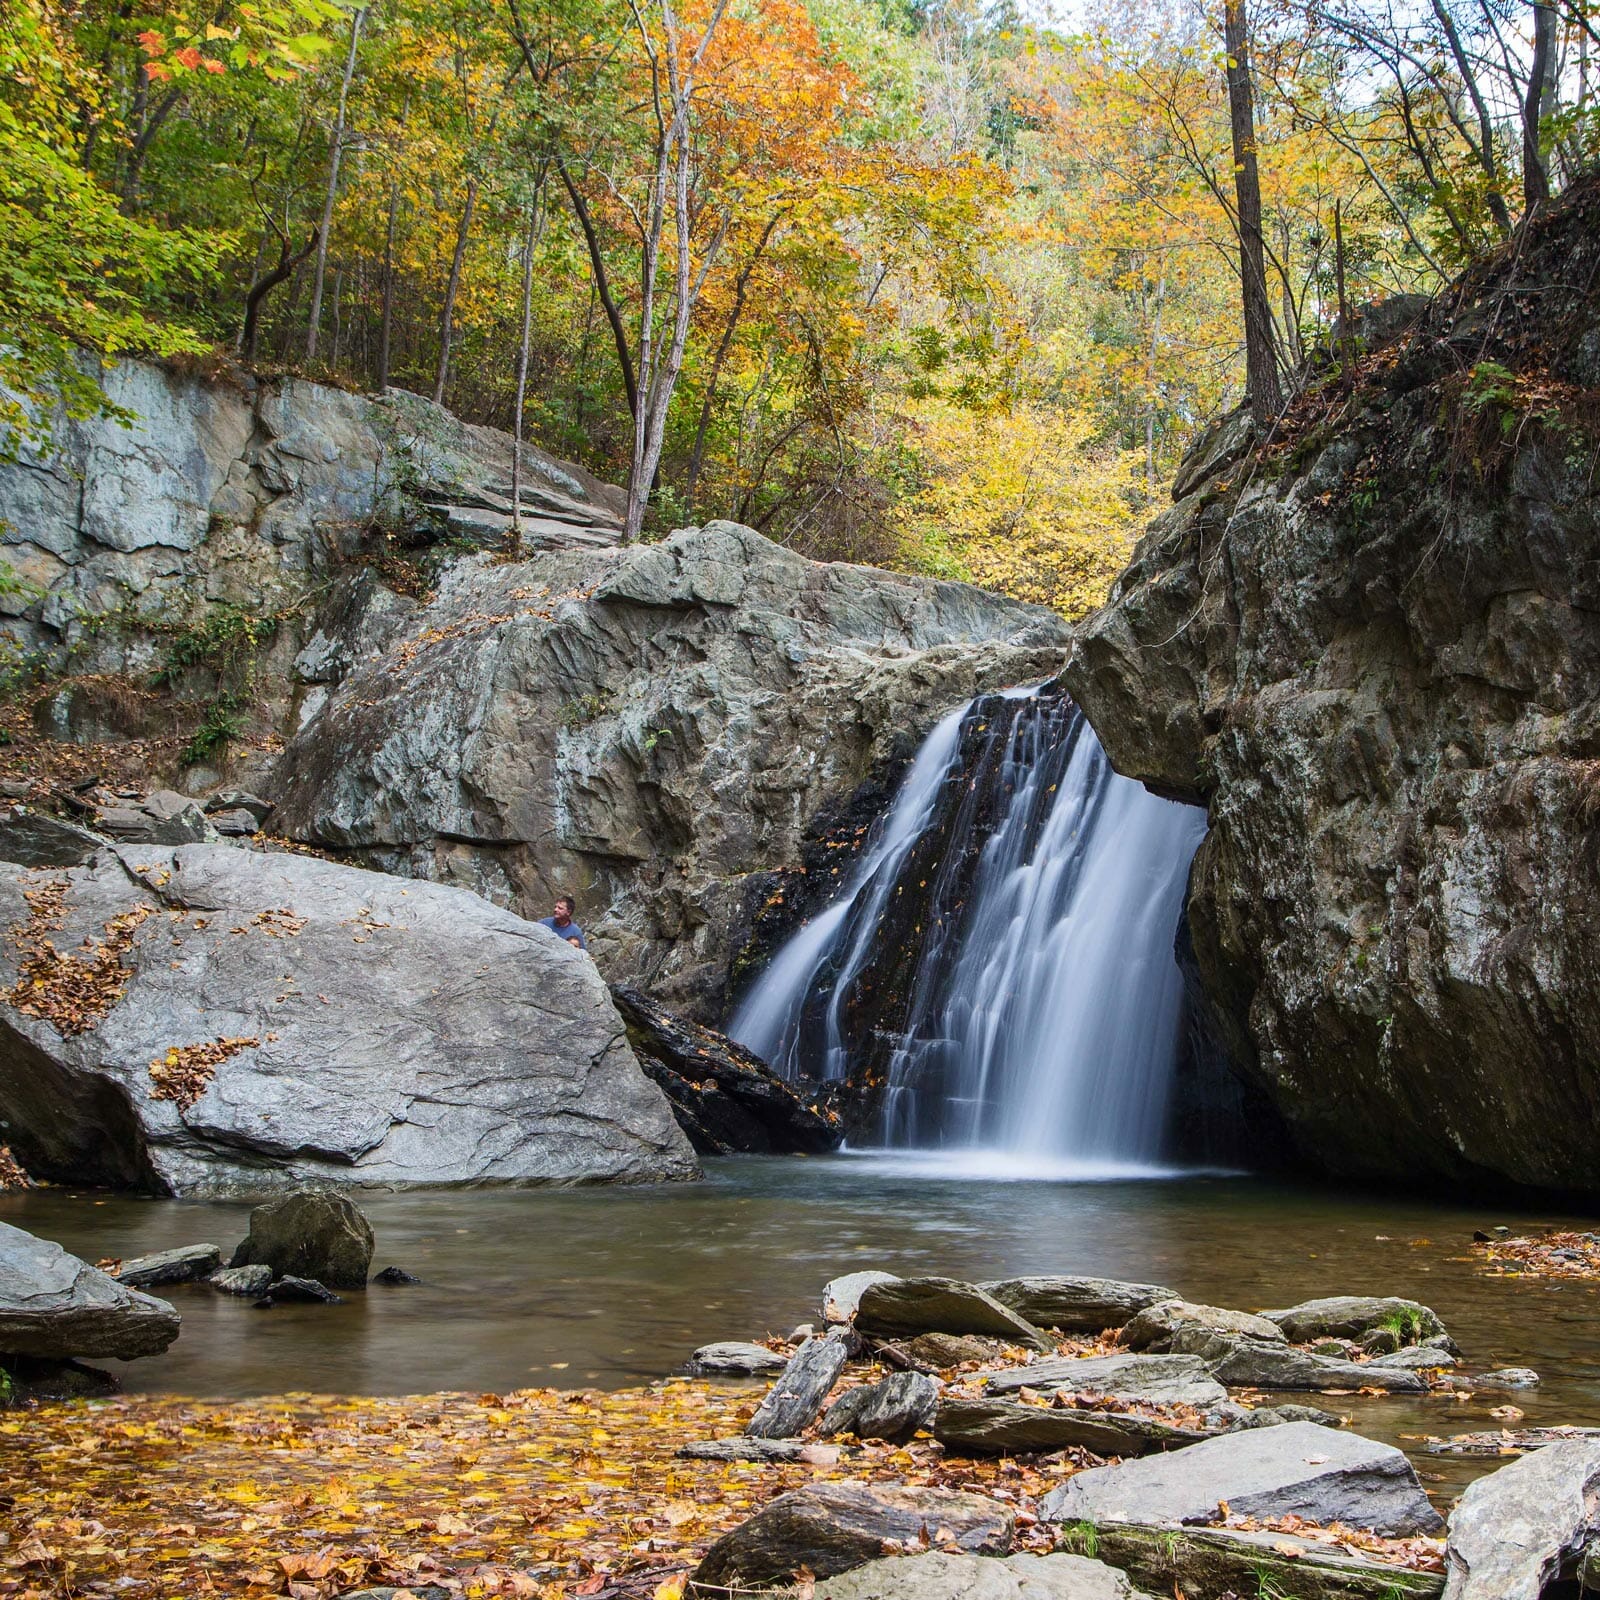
[1064,179,1600,1196]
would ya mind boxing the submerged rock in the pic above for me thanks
[1442,1438,1600,1599]
[1040,1421,1444,1537]
[230,1191,373,1289]
[692,1481,1014,1590]
[981,1276,1178,1332]
[372,1266,421,1286]
[815,1551,1154,1600]
[0,1220,179,1359]
[0,845,696,1193]
[266,1275,342,1304]
[856,1277,1052,1351]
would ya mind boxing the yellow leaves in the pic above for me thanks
[653,1576,687,1600]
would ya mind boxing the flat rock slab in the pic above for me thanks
[231,1190,373,1289]
[1166,1329,1428,1393]
[692,1481,1015,1590]
[0,1219,180,1359]
[746,1334,852,1439]
[688,1340,788,1377]
[116,1243,221,1289]
[820,1372,940,1443]
[1040,1421,1444,1537]
[981,1352,1229,1411]
[1426,1427,1600,1458]
[982,1278,1178,1333]
[857,1278,1052,1350]
[1057,1522,1444,1600]
[1442,1437,1600,1600]
[0,809,106,869]
[815,1550,1154,1600]
[0,846,696,1194]
[677,1437,813,1463]
[1121,1299,1285,1351]
[824,1270,901,1324]
[934,1398,1210,1458]
[1266,1297,1447,1345]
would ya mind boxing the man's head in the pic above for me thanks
[553,894,576,923]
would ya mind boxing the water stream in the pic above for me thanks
[731,688,1207,1174]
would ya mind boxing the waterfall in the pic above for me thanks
[728,686,1207,1177]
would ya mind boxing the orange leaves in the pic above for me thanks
[148,1035,262,1110]
[5,879,153,1037]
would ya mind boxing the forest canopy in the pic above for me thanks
[2,0,1596,611]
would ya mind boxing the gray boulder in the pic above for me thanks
[0,1219,180,1358]
[1040,1421,1444,1537]
[933,1398,1210,1457]
[982,1277,1179,1332]
[0,808,106,868]
[1367,1345,1458,1371]
[824,1270,901,1324]
[209,1264,272,1296]
[116,1243,221,1289]
[230,1190,373,1288]
[692,1481,1014,1590]
[856,1277,1052,1351]
[746,1333,852,1439]
[1121,1299,1285,1352]
[816,1551,1154,1600]
[1442,1438,1600,1600]
[1473,1367,1540,1389]
[981,1352,1229,1410]
[819,1372,940,1443]
[1266,1296,1448,1346]
[688,1340,788,1377]
[1166,1329,1428,1393]
[0,845,697,1193]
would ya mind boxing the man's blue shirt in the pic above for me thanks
[539,916,586,950]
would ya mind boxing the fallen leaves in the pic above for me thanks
[5,878,153,1036]
[148,1035,262,1110]
[0,1142,31,1189]
[1213,1512,1445,1573]
[1474,1230,1600,1280]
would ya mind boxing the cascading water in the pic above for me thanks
[729,686,1208,1177]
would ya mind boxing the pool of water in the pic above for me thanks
[8,1155,1599,1486]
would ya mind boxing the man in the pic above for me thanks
[539,894,587,951]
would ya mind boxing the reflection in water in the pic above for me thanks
[7,1156,1600,1489]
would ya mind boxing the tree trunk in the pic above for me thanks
[1524,0,1556,211]
[378,176,399,390]
[508,199,540,560]
[1224,0,1283,425]
[307,6,366,364]
[433,178,478,407]
[242,227,320,363]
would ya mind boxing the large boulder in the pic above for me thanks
[0,1220,180,1359]
[0,844,697,1193]
[230,1190,374,1288]
[856,1277,1053,1351]
[982,1277,1179,1332]
[1040,1421,1444,1537]
[1441,1438,1600,1600]
[265,521,1070,1017]
[1060,183,1600,1197]
[692,1482,1015,1590]
[815,1551,1154,1600]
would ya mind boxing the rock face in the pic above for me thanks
[230,1191,374,1288]
[1040,1422,1444,1537]
[266,521,1070,1015]
[1061,181,1600,1195]
[0,844,696,1193]
[0,1220,180,1358]
[692,1482,1015,1590]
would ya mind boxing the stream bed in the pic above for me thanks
[7,1155,1599,1489]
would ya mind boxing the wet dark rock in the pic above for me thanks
[1056,1522,1445,1600]
[0,807,106,868]
[982,1277,1178,1333]
[933,1398,1210,1457]
[745,1333,852,1439]
[0,1220,179,1359]
[266,1275,342,1304]
[1266,1297,1447,1346]
[116,1243,221,1289]
[981,1352,1228,1411]
[231,1190,373,1289]
[372,1266,422,1286]
[1442,1438,1600,1599]
[611,985,839,1155]
[688,1341,788,1378]
[856,1277,1052,1351]
[0,1355,121,1406]
[815,1550,1155,1600]
[209,1264,272,1296]
[1121,1299,1285,1352]
[1041,1421,1444,1537]
[1166,1329,1428,1393]
[692,1481,1015,1590]
[818,1372,940,1443]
